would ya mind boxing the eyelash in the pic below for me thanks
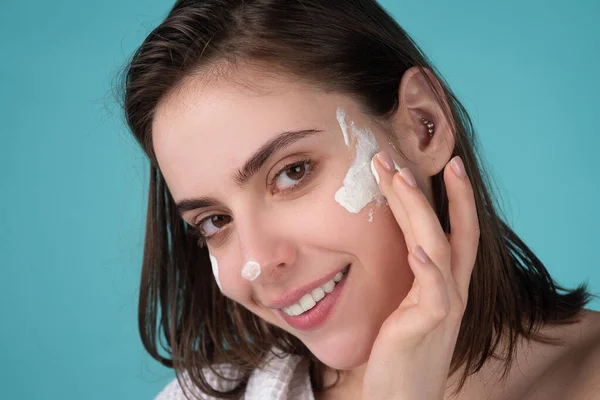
[191,159,316,248]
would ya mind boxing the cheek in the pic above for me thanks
[345,205,407,259]
[209,253,252,302]
[210,255,267,293]
[297,178,402,253]
[313,173,408,263]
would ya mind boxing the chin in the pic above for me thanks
[303,325,378,370]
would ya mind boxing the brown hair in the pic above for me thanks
[119,0,596,398]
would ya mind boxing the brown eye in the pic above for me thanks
[199,214,232,237]
[272,160,314,194]
[210,215,231,228]
[286,164,306,180]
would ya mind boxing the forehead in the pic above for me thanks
[151,69,351,200]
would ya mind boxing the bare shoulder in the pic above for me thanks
[562,309,600,399]
[525,309,600,400]
[458,309,600,400]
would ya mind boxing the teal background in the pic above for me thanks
[1,0,598,398]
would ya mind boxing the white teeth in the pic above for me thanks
[311,287,325,302]
[289,304,303,317]
[322,280,335,293]
[299,294,316,312]
[281,268,348,317]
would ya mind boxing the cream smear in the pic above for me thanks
[334,108,384,214]
[209,253,223,291]
[241,260,261,281]
[336,108,350,147]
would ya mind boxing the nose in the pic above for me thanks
[235,212,297,285]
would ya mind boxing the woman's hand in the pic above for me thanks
[362,151,480,400]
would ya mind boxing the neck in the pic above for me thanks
[318,362,368,399]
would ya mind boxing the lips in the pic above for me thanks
[282,265,349,316]
[262,264,350,310]
[278,265,350,331]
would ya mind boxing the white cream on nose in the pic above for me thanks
[241,260,261,281]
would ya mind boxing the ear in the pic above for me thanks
[390,66,455,181]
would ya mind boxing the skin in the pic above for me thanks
[152,65,600,399]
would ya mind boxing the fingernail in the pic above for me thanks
[412,245,431,264]
[399,167,417,188]
[375,151,394,172]
[450,156,466,179]
[370,158,380,184]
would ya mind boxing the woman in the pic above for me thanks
[120,0,600,399]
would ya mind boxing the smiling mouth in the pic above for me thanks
[281,265,350,317]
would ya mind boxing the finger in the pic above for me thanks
[391,164,451,276]
[444,156,480,300]
[371,152,416,252]
[384,247,451,344]
[407,245,451,332]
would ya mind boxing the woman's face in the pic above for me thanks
[152,67,415,370]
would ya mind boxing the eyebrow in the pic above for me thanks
[175,128,323,216]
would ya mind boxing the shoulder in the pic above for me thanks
[463,309,600,400]
[154,377,187,400]
[562,309,600,399]
[524,309,600,400]
[153,349,312,400]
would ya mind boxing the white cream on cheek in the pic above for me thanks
[336,108,350,147]
[241,260,261,281]
[209,253,223,291]
[334,107,384,215]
